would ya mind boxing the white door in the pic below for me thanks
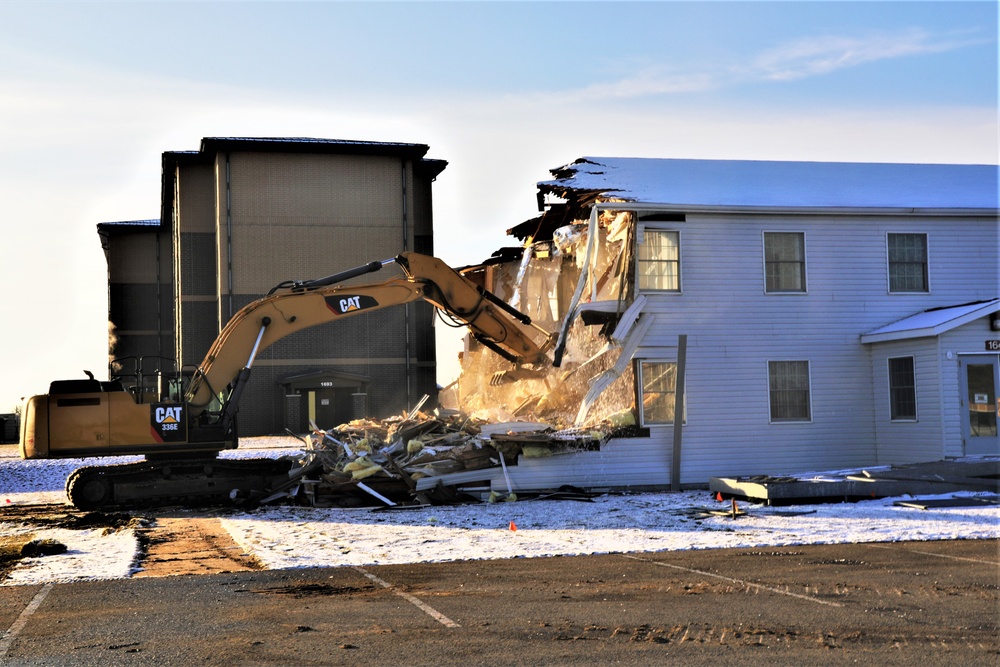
[960,355,1000,456]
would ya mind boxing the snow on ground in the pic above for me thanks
[2,440,998,587]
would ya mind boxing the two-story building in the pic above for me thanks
[455,157,999,490]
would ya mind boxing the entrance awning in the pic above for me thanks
[861,299,1000,344]
[278,370,371,392]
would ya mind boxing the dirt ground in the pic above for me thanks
[0,503,260,581]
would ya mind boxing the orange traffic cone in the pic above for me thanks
[715,492,724,502]
[509,521,517,531]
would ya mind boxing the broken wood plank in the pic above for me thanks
[414,468,500,492]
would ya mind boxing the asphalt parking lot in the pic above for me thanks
[2,539,997,666]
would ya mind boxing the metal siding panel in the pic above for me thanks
[177,164,217,234]
[229,223,405,294]
[225,152,408,294]
[505,435,673,490]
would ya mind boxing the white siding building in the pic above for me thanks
[483,158,999,491]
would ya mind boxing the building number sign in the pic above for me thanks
[987,340,1000,351]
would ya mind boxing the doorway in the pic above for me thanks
[960,355,999,455]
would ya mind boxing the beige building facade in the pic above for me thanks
[100,137,446,436]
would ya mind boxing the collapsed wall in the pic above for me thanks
[445,209,640,431]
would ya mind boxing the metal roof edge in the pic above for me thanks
[590,201,999,217]
[199,137,431,159]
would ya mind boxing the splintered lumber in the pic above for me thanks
[266,405,611,507]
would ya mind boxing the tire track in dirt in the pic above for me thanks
[0,503,261,579]
[134,515,263,577]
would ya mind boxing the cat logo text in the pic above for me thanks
[150,403,187,442]
[325,294,379,315]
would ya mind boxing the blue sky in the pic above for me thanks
[0,1,996,410]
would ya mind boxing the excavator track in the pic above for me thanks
[65,457,295,510]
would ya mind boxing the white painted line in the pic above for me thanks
[355,567,460,628]
[0,582,54,659]
[867,543,999,565]
[623,555,844,608]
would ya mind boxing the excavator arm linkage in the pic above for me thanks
[185,252,552,415]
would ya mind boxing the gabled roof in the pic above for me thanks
[539,157,999,213]
[861,299,1000,344]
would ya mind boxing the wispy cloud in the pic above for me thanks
[750,27,983,81]
[559,27,988,102]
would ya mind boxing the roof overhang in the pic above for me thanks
[861,299,1000,344]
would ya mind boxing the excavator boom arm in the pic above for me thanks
[185,252,550,414]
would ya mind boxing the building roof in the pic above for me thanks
[158,137,448,230]
[538,157,999,213]
[199,136,434,160]
[861,299,1000,344]
[96,219,162,234]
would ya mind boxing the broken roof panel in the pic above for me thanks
[861,299,1000,343]
[539,157,999,212]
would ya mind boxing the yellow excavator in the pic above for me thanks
[19,252,552,509]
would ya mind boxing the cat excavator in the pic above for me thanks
[18,252,552,510]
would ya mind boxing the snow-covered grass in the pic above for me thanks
[2,441,998,587]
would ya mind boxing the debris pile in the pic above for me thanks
[266,398,629,508]
[260,210,655,509]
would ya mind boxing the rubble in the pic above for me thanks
[261,396,635,508]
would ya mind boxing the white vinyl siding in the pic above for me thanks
[869,338,947,463]
[764,231,806,292]
[484,210,994,488]
[637,229,680,291]
[887,233,929,292]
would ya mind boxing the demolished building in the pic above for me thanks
[279,156,998,506]
[438,157,999,495]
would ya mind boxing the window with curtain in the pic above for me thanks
[768,360,812,422]
[764,231,806,292]
[639,361,684,424]
[888,233,928,292]
[637,230,680,291]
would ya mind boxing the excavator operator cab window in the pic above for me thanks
[165,375,189,404]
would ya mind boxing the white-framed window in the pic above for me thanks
[768,360,812,422]
[637,229,680,292]
[763,231,806,293]
[888,356,917,421]
[887,233,929,293]
[638,360,685,424]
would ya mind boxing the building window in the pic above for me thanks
[768,360,811,422]
[764,232,806,292]
[637,229,680,291]
[888,356,917,421]
[887,233,928,292]
[639,361,683,424]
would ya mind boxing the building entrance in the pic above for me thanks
[960,354,999,455]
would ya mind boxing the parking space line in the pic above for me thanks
[623,555,844,607]
[866,543,999,565]
[355,567,461,628]
[0,582,54,660]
